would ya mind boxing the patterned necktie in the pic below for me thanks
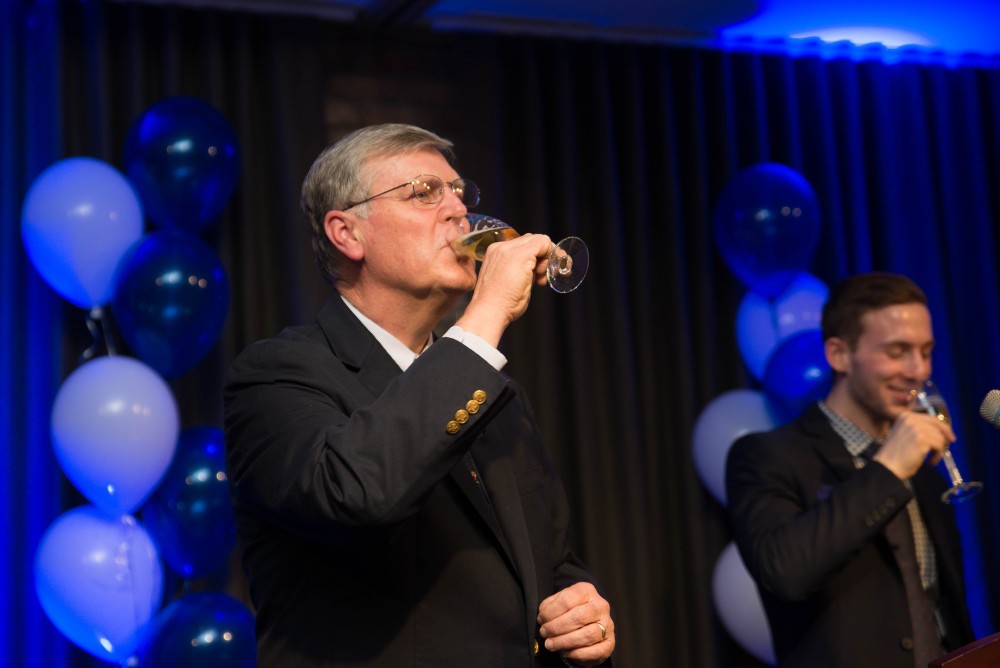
[864,442,944,667]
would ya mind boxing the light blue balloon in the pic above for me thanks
[736,272,829,380]
[736,294,779,381]
[773,273,827,340]
[34,507,163,664]
[712,542,775,665]
[21,157,145,308]
[50,356,179,516]
[692,390,779,504]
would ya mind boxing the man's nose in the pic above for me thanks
[440,189,468,226]
[903,351,931,379]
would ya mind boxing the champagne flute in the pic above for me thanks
[451,214,589,293]
[911,379,984,503]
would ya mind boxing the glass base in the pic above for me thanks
[941,480,984,504]
[547,236,589,294]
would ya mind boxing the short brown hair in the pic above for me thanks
[821,272,927,349]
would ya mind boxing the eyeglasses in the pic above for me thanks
[344,174,480,210]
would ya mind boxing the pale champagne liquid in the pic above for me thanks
[914,396,951,423]
[452,226,520,260]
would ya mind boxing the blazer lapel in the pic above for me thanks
[798,404,859,481]
[449,448,519,574]
[471,421,540,621]
[316,294,404,398]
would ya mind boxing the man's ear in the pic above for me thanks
[325,210,365,261]
[825,336,850,374]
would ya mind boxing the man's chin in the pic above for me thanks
[884,404,912,421]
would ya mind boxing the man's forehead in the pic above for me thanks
[859,302,933,339]
[366,149,453,182]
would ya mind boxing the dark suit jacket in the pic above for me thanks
[224,295,602,667]
[725,404,974,668]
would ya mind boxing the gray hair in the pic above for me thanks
[301,123,454,284]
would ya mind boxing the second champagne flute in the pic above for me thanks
[911,379,983,503]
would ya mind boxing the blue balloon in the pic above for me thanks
[137,592,256,667]
[712,542,775,665]
[773,273,828,337]
[713,163,821,298]
[143,426,236,579]
[736,272,829,380]
[112,230,230,378]
[34,507,163,664]
[735,294,780,382]
[51,356,179,516]
[124,96,240,232]
[692,389,780,504]
[763,329,833,421]
[21,157,145,308]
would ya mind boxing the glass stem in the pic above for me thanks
[941,449,965,486]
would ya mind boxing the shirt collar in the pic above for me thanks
[341,296,432,372]
[817,401,879,458]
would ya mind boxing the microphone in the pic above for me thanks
[978,389,1000,427]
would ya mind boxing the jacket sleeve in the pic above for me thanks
[725,429,913,601]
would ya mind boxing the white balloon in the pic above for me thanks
[691,390,778,504]
[712,542,776,665]
[50,356,179,517]
[34,507,163,663]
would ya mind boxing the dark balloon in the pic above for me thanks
[112,230,229,378]
[137,592,255,667]
[124,96,240,232]
[143,426,235,579]
[713,163,820,299]
[762,329,832,421]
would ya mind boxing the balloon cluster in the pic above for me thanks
[692,163,831,664]
[22,97,252,666]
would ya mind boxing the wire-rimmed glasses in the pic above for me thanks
[344,174,480,210]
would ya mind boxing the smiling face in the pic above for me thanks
[825,302,934,436]
[340,149,477,302]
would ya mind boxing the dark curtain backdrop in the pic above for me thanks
[2,1,70,667]
[7,1,1000,666]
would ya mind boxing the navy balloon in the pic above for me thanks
[713,163,820,298]
[137,592,255,667]
[763,329,832,421]
[143,426,236,579]
[112,230,229,378]
[124,96,240,232]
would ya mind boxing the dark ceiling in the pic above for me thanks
[114,0,1000,57]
